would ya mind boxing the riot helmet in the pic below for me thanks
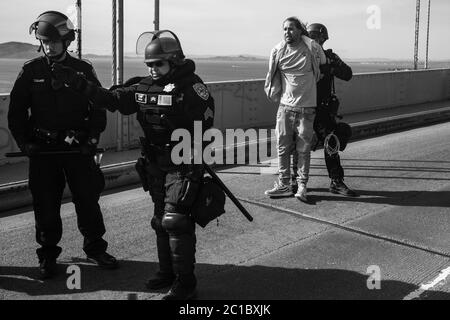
[136,30,185,65]
[29,11,75,42]
[307,23,329,42]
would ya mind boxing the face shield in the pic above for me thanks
[29,11,75,42]
[136,30,185,65]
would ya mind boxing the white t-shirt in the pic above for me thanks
[279,40,317,109]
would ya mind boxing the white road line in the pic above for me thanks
[403,266,450,300]
[0,274,44,283]
[420,266,450,290]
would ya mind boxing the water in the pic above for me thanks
[1,57,449,94]
[0,57,270,93]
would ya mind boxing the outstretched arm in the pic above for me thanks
[52,63,139,115]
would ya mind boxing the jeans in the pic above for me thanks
[275,105,316,186]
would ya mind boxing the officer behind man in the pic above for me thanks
[7,11,118,279]
[52,30,215,300]
[297,23,358,197]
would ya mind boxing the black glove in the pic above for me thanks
[19,142,40,156]
[80,138,98,156]
[51,63,87,92]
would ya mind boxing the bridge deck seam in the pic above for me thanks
[235,196,450,259]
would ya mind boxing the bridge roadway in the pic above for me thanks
[1,121,449,300]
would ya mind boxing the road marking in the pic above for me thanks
[403,266,450,300]
[0,274,44,283]
[421,266,450,290]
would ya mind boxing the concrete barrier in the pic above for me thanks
[1,68,450,165]
[1,103,450,213]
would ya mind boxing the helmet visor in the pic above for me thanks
[136,31,156,55]
[136,30,182,56]
[30,21,62,40]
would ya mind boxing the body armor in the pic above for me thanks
[135,77,182,147]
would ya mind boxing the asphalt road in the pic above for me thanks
[1,122,449,300]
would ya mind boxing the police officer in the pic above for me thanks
[52,30,215,300]
[7,11,118,279]
[293,23,357,197]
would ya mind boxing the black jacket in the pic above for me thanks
[8,54,106,147]
[317,49,353,105]
[90,59,214,137]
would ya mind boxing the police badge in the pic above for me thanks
[193,83,209,101]
[163,83,175,92]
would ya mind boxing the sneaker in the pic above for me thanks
[294,183,308,203]
[162,275,197,300]
[87,252,119,269]
[330,179,358,197]
[264,181,293,198]
[146,272,175,290]
[38,258,58,280]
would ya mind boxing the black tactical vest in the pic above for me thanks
[135,77,182,146]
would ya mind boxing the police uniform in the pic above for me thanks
[314,49,353,181]
[8,54,109,263]
[70,58,214,295]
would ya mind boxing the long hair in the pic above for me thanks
[283,16,308,36]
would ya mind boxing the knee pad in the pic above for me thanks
[162,212,194,234]
[151,215,165,233]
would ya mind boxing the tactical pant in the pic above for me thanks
[28,154,107,262]
[147,161,202,285]
[324,150,344,181]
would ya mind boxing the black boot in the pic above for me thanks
[87,252,119,269]
[39,258,58,280]
[330,179,358,197]
[147,220,175,290]
[146,271,175,290]
[162,273,197,300]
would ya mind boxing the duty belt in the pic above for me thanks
[33,127,88,145]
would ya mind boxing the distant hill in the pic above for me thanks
[195,55,268,61]
[0,42,41,59]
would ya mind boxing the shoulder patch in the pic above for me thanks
[192,83,209,101]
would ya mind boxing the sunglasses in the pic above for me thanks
[146,61,166,68]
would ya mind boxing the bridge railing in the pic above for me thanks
[1,68,449,165]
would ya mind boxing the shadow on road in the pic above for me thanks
[309,188,450,208]
[1,261,448,300]
[0,258,160,298]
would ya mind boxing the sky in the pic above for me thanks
[0,0,449,60]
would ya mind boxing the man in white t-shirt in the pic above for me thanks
[264,16,326,202]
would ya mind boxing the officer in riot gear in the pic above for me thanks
[293,23,358,197]
[7,11,118,280]
[52,30,215,300]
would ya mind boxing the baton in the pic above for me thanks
[204,163,253,222]
[5,148,105,157]
[160,114,253,222]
